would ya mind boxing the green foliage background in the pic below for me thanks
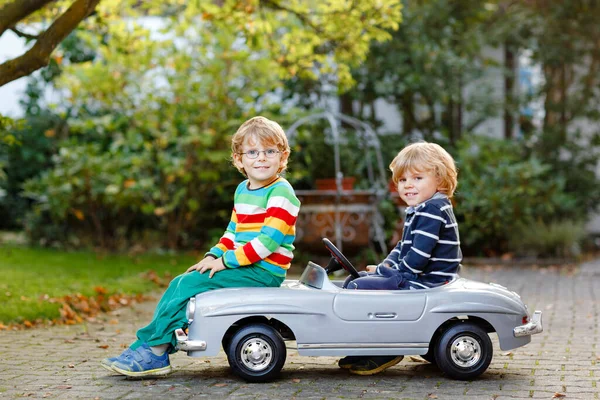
[1,0,599,259]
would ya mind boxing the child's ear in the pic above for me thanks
[436,175,443,191]
[279,150,290,166]
[233,153,243,169]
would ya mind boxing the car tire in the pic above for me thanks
[434,322,492,380]
[226,323,286,383]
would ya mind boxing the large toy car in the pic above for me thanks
[175,238,542,382]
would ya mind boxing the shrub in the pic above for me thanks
[508,220,586,259]
[454,137,578,256]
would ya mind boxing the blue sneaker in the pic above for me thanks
[100,347,134,372]
[111,344,172,377]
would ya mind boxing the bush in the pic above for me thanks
[454,137,578,256]
[0,113,59,230]
[509,220,586,259]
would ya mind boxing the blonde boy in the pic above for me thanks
[340,141,461,375]
[102,116,300,377]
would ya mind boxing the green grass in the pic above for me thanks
[0,245,197,323]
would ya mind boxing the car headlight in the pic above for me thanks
[186,297,196,323]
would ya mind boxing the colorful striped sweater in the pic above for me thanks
[376,192,461,289]
[206,177,300,277]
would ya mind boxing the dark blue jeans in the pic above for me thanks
[343,266,411,290]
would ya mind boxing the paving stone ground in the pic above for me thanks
[0,259,599,400]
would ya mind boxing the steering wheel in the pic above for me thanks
[322,238,360,279]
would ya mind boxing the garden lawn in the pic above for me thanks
[0,245,197,324]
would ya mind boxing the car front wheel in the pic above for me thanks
[434,322,492,380]
[226,323,286,382]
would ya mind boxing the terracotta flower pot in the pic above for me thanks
[315,177,356,191]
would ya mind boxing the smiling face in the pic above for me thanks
[233,134,289,189]
[397,169,441,207]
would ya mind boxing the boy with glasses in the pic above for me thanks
[101,116,300,377]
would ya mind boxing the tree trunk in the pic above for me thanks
[504,42,515,139]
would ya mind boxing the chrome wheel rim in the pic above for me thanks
[450,335,481,368]
[240,337,273,371]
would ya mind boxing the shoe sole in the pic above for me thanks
[349,357,403,376]
[100,362,119,373]
[111,365,172,377]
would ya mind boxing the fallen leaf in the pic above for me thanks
[64,339,75,344]
[292,379,301,383]
[67,364,75,368]
[56,385,72,390]
[552,393,566,398]
[214,383,228,387]
[97,344,109,349]
[428,394,438,399]
[501,352,513,356]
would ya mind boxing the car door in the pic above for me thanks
[331,290,427,343]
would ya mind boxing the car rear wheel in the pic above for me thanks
[226,323,286,382]
[434,322,492,380]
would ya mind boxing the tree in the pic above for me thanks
[0,0,101,86]
[0,0,401,88]
[339,0,500,144]
[17,0,402,250]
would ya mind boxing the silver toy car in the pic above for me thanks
[175,238,542,382]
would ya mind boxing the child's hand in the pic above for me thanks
[365,265,377,273]
[186,257,213,273]
[187,257,226,278]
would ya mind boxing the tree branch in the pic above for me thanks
[10,27,40,40]
[0,0,55,37]
[0,0,101,87]
[260,0,323,34]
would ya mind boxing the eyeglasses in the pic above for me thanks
[238,149,281,159]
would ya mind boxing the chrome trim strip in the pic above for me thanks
[298,343,429,349]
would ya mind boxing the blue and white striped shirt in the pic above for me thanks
[377,192,461,289]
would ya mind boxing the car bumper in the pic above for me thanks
[175,328,207,351]
[513,310,543,337]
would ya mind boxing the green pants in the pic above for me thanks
[132,265,284,351]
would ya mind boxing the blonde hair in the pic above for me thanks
[390,141,458,197]
[231,116,290,175]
